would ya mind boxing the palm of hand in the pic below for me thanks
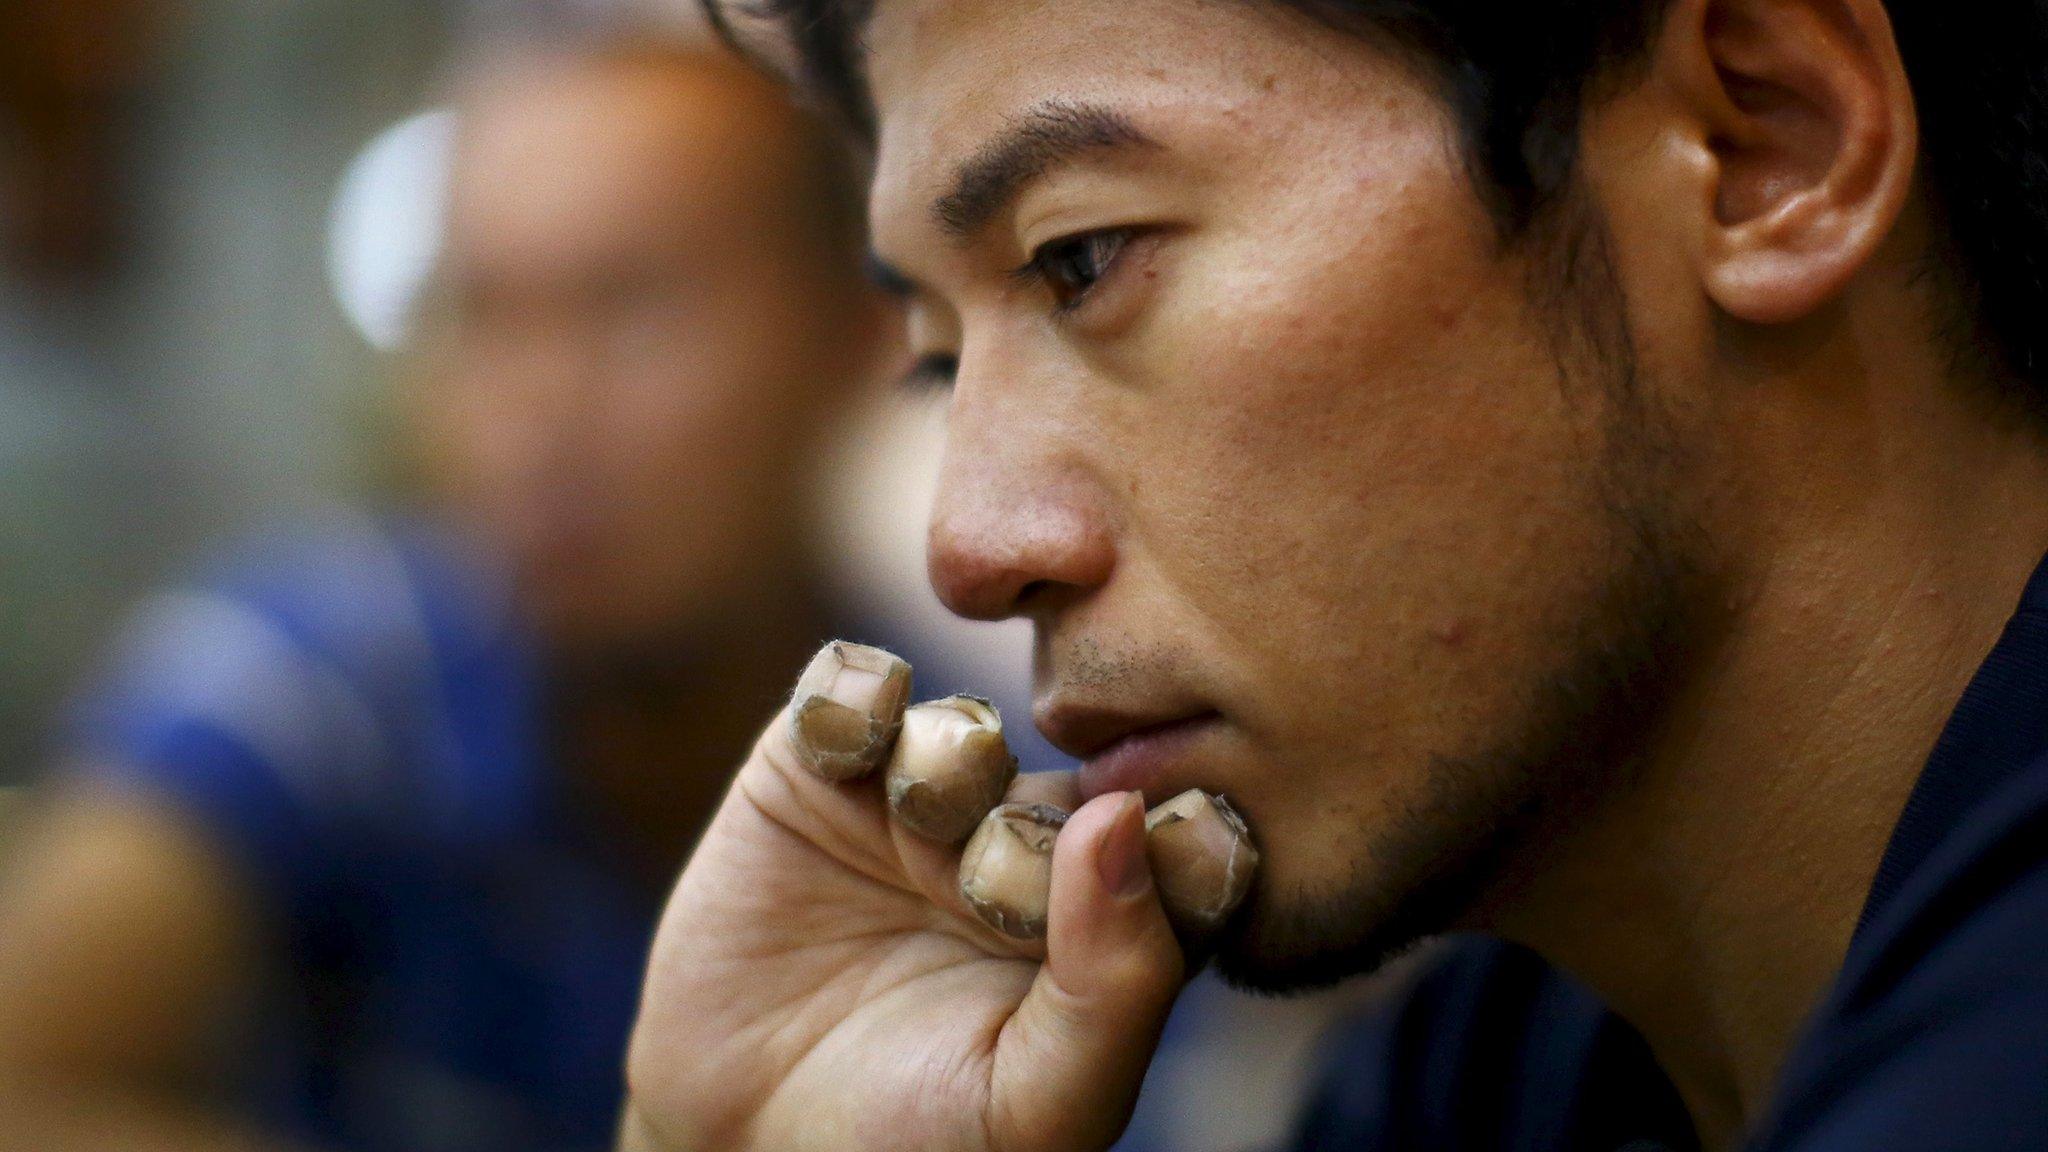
[633,750,1053,1151]
[625,644,1188,1152]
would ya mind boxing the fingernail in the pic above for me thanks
[1145,789,1258,936]
[789,642,912,781]
[960,802,1067,940]
[888,696,1018,844]
[1096,793,1152,900]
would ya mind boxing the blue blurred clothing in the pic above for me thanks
[1290,548,2048,1152]
[67,512,1034,1152]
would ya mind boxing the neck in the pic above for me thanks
[547,572,835,891]
[1494,350,2048,1148]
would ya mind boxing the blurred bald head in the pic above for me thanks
[448,44,864,296]
[415,43,885,656]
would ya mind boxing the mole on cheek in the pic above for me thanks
[1429,619,1469,648]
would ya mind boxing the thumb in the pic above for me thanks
[997,792,1185,1152]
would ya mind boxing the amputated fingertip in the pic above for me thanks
[787,641,912,781]
[959,801,1068,939]
[886,695,1018,842]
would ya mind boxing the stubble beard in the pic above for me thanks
[1215,200,1711,995]
[1215,504,1701,994]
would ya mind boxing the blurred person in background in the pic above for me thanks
[0,0,164,284]
[0,39,922,1152]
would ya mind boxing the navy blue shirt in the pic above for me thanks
[1293,551,2048,1152]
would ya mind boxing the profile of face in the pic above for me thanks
[414,52,875,653]
[870,0,1728,989]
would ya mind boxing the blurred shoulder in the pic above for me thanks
[68,507,543,879]
[177,508,510,653]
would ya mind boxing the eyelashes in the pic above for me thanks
[899,226,1141,392]
[1012,228,1133,314]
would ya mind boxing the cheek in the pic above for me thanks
[1117,178,1621,756]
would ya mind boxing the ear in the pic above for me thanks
[1659,0,1918,324]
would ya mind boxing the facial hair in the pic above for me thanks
[1216,191,1712,994]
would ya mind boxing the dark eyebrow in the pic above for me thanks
[932,99,1159,241]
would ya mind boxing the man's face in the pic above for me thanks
[867,0,1704,987]
[417,60,861,653]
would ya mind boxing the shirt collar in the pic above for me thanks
[1855,549,2048,934]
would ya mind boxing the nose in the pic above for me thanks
[926,382,1116,622]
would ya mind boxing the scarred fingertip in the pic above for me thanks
[1145,789,1258,937]
[787,641,912,781]
[959,801,1068,940]
[887,695,1019,843]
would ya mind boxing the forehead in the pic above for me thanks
[449,64,792,263]
[863,0,1422,248]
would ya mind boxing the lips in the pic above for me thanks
[1037,703,1225,803]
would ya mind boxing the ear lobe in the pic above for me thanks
[1687,0,1917,325]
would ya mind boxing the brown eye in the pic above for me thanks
[1025,229,1130,311]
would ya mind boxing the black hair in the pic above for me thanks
[709,0,2048,419]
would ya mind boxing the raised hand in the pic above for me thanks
[620,642,1189,1152]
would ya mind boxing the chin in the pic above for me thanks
[1212,888,1448,997]
[1207,789,1531,996]
[527,606,658,665]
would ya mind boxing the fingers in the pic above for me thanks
[1005,769,1081,812]
[781,646,1260,951]
[1043,793,1185,1003]
[773,645,1194,1147]
[997,793,1185,1150]
[780,642,1028,919]
[940,769,1080,935]
[787,642,914,781]
[1145,790,1259,938]
[784,644,1021,846]
[885,696,1018,842]
[958,802,1067,938]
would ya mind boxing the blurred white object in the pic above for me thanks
[817,390,1044,697]
[816,387,1073,773]
[326,109,457,352]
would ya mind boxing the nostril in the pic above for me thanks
[926,539,1029,622]
[1013,579,1054,611]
